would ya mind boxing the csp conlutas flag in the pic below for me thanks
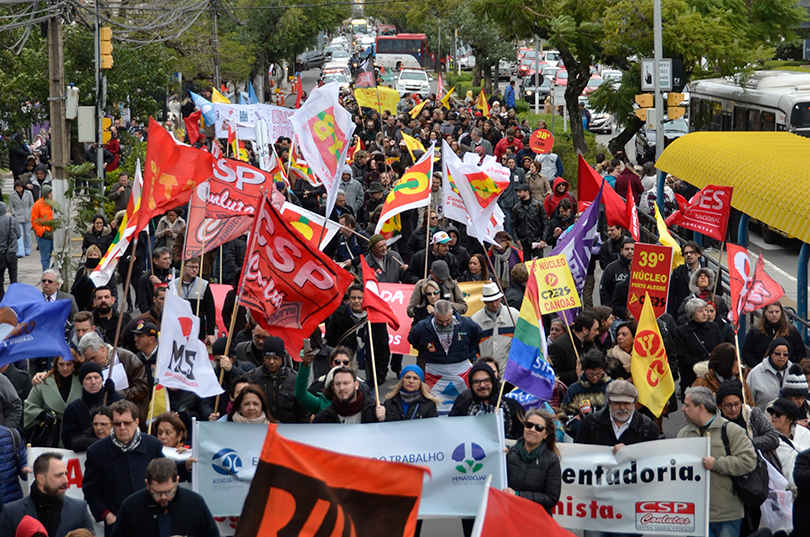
[156,292,223,398]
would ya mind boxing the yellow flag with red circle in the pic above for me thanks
[630,292,675,417]
[374,144,435,242]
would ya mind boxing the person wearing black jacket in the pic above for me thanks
[446,226,470,273]
[245,336,308,423]
[741,301,807,368]
[575,380,661,446]
[224,235,247,279]
[599,238,634,307]
[505,409,561,515]
[599,225,626,269]
[61,362,123,452]
[548,313,599,387]
[512,185,548,260]
[292,175,325,214]
[449,361,524,440]
[666,241,705,318]
[383,365,439,420]
[543,198,575,248]
[325,284,391,387]
[403,232,459,284]
[136,246,172,314]
[674,298,724,397]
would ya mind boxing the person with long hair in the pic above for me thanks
[24,353,83,448]
[742,302,807,368]
[383,365,439,420]
[693,342,755,407]
[227,384,274,424]
[607,321,636,380]
[459,253,491,282]
[504,410,561,514]
[151,413,188,450]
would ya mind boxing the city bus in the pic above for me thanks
[351,19,368,34]
[374,34,442,71]
[689,70,810,136]
[377,24,396,37]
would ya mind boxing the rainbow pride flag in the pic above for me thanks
[503,260,556,400]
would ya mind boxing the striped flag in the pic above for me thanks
[89,159,143,287]
[375,144,434,244]
[280,202,340,249]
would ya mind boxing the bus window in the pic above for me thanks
[761,111,776,131]
[733,106,748,131]
[748,109,761,131]
[690,98,704,130]
[790,102,810,129]
[709,101,722,131]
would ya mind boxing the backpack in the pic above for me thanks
[720,421,769,507]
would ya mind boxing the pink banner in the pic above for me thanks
[378,283,415,355]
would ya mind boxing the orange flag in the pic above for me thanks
[234,425,427,537]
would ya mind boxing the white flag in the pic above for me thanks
[156,292,224,398]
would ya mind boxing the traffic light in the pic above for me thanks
[634,108,647,121]
[634,94,653,108]
[668,107,686,120]
[667,92,684,106]
[102,117,112,144]
[100,27,113,69]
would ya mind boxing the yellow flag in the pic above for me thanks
[477,88,489,117]
[654,203,684,268]
[409,99,428,119]
[354,87,400,113]
[212,88,231,104]
[147,383,170,425]
[630,292,675,417]
[440,86,455,109]
[401,132,425,161]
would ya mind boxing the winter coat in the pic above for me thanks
[110,487,219,537]
[674,320,724,369]
[792,448,810,534]
[747,358,791,411]
[363,250,405,283]
[525,171,550,203]
[471,304,519,375]
[325,304,391,367]
[107,183,132,213]
[246,365,309,423]
[512,198,547,245]
[404,248,459,285]
[599,236,625,270]
[599,254,632,306]
[0,203,18,255]
[691,361,755,407]
[549,332,596,387]
[575,407,660,446]
[505,440,561,514]
[677,414,757,523]
[675,267,730,325]
[0,495,94,537]
[30,197,53,238]
[742,323,807,368]
[313,393,379,423]
[407,277,468,317]
[449,361,524,439]
[0,374,21,431]
[561,373,612,436]
[82,223,114,256]
[23,374,82,448]
[0,427,24,508]
[504,281,525,311]
[667,261,706,318]
[339,177,364,214]
[408,313,481,366]
[383,392,439,421]
[61,387,123,452]
[154,215,185,254]
[8,189,33,224]
[613,168,644,204]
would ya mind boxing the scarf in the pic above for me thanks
[400,389,421,416]
[490,246,512,286]
[517,437,547,463]
[467,398,514,437]
[612,346,632,373]
[232,411,269,424]
[334,389,366,417]
[111,428,142,453]
[30,483,63,537]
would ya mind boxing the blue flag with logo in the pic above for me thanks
[189,90,215,126]
[0,283,73,365]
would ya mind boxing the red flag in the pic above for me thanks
[241,194,353,358]
[234,424,427,537]
[136,117,214,235]
[295,74,303,108]
[209,142,275,219]
[471,486,576,537]
[727,243,785,330]
[665,185,733,241]
[360,256,401,330]
[182,180,254,261]
[577,155,629,229]
[626,182,640,240]
[184,110,201,145]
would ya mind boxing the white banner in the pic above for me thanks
[556,438,710,535]
[214,103,295,143]
[192,414,507,518]
[156,292,224,398]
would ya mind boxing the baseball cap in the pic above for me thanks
[432,231,451,245]
[131,320,158,337]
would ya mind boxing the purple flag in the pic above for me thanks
[550,186,603,323]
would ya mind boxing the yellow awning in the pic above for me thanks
[655,132,810,244]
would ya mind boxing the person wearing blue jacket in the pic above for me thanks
[0,425,25,509]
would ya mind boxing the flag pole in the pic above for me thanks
[734,329,750,405]
[366,319,381,403]
[106,235,138,406]
[713,241,726,297]
[218,246,223,284]
[213,296,241,414]
[176,199,192,297]
[146,336,162,435]
[562,314,581,364]
[423,201,432,280]
[195,233,206,318]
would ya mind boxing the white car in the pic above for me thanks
[396,68,431,98]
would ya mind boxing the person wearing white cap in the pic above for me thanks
[403,230,460,285]
[339,164,363,214]
[470,282,519,375]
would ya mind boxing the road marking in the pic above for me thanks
[762,256,796,283]
[748,234,782,251]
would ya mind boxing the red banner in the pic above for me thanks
[377,283,415,355]
[727,243,785,329]
[665,185,733,241]
[577,155,630,229]
[626,243,674,320]
[241,194,353,358]
[183,181,254,261]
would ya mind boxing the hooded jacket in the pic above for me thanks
[543,176,576,220]
[448,361,524,439]
[746,337,793,411]
[82,214,113,255]
[675,267,729,325]
[8,189,33,225]
[599,254,632,306]
[0,203,18,254]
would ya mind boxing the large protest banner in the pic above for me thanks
[213,103,295,142]
[626,243,674,320]
[193,414,506,518]
[556,438,710,535]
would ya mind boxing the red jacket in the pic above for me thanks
[494,137,524,160]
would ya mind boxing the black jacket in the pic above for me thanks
[741,322,807,368]
[599,255,631,306]
[246,365,309,423]
[449,362,524,439]
[403,249,459,284]
[110,487,219,537]
[674,319,724,367]
[512,198,548,245]
[575,407,661,446]
[325,304,391,387]
[504,281,525,310]
[505,440,561,514]
[548,331,595,387]
[793,448,810,535]
[136,266,171,314]
[667,262,704,318]
[293,179,325,213]
[544,213,575,248]
[383,392,438,421]
[599,236,625,269]
[224,235,247,279]
[313,392,379,423]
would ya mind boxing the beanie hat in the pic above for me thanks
[211,336,228,357]
[401,364,424,383]
[781,364,809,398]
[262,335,286,357]
[767,337,793,359]
[78,361,103,384]
[715,379,744,405]
[41,185,52,198]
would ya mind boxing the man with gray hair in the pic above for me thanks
[678,386,757,537]
[469,128,493,155]
[41,268,78,323]
[674,297,723,398]
[78,332,150,428]
[575,379,660,452]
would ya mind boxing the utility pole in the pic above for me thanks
[47,13,70,265]
[436,18,441,74]
[534,36,540,114]
[211,0,221,91]
[654,0,666,210]
[95,0,104,194]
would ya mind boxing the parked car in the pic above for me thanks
[298,50,325,70]
[580,98,615,134]
[543,50,562,67]
[554,69,568,87]
[582,75,604,96]
[520,75,550,104]
[600,69,623,87]
[635,118,689,164]
[395,67,431,98]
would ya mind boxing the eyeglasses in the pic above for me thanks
[41,279,55,284]
[112,420,135,428]
[525,422,546,432]
[149,483,178,500]
[425,291,440,296]
[769,411,784,418]
[471,379,493,387]
[683,251,698,256]
[332,359,351,366]
[773,352,790,357]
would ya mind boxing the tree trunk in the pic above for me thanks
[559,47,591,154]
[483,64,493,95]
[255,65,266,104]
[608,117,644,156]
[473,66,482,88]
